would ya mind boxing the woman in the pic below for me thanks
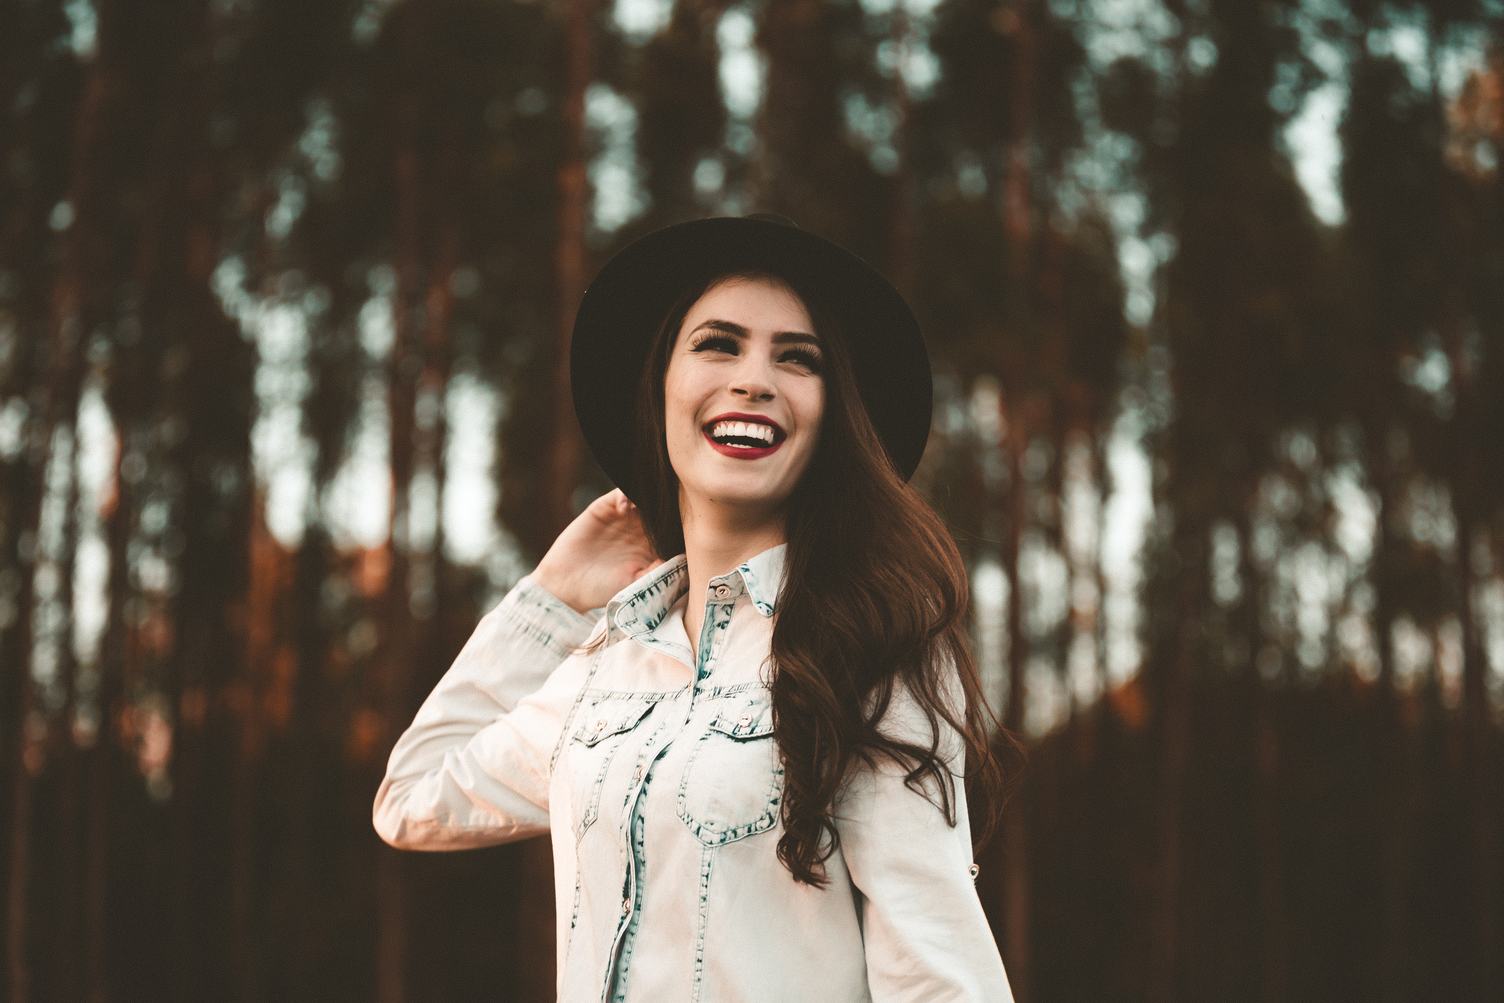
[373,214,1021,1001]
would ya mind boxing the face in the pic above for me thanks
[663,275,826,521]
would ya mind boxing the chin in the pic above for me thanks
[704,485,785,505]
[687,480,791,509]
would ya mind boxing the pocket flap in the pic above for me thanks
[707,695,774,740]
[572,699,654,747]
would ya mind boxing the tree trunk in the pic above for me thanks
[375,98,424,1003]
[1447,323,1496,999]
[999,389,1030,998]
[1150,516,1202,1002]
[87,437,132,1003]
[1238,511,1287,1003]
[4,5,117,989]
[1092,438,1112,726]
[418,225,458,611]
[1455,496,1496,999]
[887,0,914,296]
[5,467,40,1003]
[284,520,331,995]
[1366,430,1410,1002]
[996,3,1036,991]
[549,0,590,530]
[48,417,85,1002]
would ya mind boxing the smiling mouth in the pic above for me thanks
[701,420,787,448]
[700,421,785,457]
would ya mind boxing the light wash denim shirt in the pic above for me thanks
[373,542,1015,1002]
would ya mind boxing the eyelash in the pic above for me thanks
[690,334,823,372]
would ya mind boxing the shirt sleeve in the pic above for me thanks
[834,665,1016,1002]
[371,574,605,851]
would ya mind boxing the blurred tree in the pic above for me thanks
[0,1,93,996]
[1336,5,1501,991]
[753,0,892,257]
[632,0,732,225]
[1101,0,1341,995]
[912,0,1125,995]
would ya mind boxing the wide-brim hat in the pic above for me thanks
[569,213,932,504]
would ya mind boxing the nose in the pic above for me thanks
[729,356,775,401]
[731,378,773,401]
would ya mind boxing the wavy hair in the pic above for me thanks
[574,265,1024,887]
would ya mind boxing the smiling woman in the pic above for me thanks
[373,214,1022,1002]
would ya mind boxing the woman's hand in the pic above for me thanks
[532,488,659,614]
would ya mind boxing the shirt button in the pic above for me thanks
[622,897,631,914]
[632,767,643,782]
[713,583,730,599]
[738,715,752,727]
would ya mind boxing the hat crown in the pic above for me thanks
[571,213,931,501]
[743,212,800,229]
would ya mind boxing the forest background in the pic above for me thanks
[2,0,1502,999]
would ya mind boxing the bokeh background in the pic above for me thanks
[2,0,1502,999]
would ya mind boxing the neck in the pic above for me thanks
[677,488,785,631]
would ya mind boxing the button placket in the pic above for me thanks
[693,599,732,686]
[611,693,699,997]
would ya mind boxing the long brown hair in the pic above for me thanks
[575,265,1024,887]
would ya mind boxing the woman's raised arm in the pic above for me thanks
[372,487,658,851]
[371,575,601,850]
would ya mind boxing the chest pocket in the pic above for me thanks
[568,696,654,840]
[676,689,784,846]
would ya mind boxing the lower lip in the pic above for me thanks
[702,428,783,459]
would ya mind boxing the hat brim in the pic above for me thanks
[569,215,932,503]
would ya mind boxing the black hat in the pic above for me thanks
[569,213,932,504]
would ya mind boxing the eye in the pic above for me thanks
[688,333,823,373]
[783,348,823,373]
[689,334,738,354]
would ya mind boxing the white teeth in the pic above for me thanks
[708,420,777,445]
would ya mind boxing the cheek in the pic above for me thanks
[661,374,699,454]
[797,388,825,441]
[663,357,702,399]
[662,371,691,423]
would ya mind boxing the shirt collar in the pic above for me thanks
[604,541,788,643]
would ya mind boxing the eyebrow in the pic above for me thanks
[691,319,821,347]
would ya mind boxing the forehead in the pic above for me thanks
[676,276,814,339]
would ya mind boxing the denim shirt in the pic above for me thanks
[373,542,1015,1002]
